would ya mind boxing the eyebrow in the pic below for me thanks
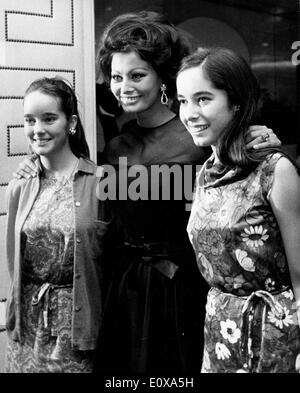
[178,90,214,97]
[111,67,149,73]
[24,112,57,116]
[177,90,214,98]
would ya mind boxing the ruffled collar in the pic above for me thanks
[203,153,244,188]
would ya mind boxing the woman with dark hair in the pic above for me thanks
[5,77,108,372]
[177,47,300,373]
[24,77,90,158]
[97,11,188,102]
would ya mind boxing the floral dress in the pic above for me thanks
[187,153,300,373]
[5,172,94,373]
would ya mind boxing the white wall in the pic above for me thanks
[0,0,96,371]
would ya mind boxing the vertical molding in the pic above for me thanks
[81,0,96,161]
[0,299,6,332]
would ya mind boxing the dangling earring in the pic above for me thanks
[69,127,76,135]
[160,84,169,105]
[234,105,240,112]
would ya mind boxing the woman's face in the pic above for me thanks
[177,65,235,147]
[23,90,75,158]
[110,51,162,114]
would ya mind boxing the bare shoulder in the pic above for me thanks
[271,156,300,207]
[274,156,299,181]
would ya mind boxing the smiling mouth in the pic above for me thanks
[33,138,51,145]
[120,96,141,104]
[187,124,209,132]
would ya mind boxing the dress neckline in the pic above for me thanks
[134,115,178,131]
[203,154,243,188]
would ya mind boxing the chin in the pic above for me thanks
[191,137,205,147]
[124,102,151,114]
[192,135,213,148]
[123,106,143,115]
[33,147,51,156]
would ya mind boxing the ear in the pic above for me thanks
[69,114,78,130]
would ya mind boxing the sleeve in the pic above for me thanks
[5,180,22,279]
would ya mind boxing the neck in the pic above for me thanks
[136,102,176,128]
[211,146,221,164]
[40,149,79,177]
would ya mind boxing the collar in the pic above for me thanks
[76,156,97,175]
[203,153,243,188]
[35,155,97,176]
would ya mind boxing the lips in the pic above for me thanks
[120,95,141,104]
[187,124,209,133]
[33,138,51,146]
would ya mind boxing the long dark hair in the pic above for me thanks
[97,11,191,99]
[178,47,282,170]
[24,77,90,158]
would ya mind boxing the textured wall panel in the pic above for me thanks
[0,0,96,372]
[5,0,74,46]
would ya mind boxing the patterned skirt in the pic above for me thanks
[5,282,94,373]
[201,287,300,373]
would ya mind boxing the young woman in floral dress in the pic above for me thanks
[5,78,108,372]
[177,47,300,373]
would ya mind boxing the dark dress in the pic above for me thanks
[94,116,210,374]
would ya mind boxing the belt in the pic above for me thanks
[31,282,73,330]
[240,288,287,371]
[122,241,179,279]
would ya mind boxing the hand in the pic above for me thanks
[13,155,38,179]
[245,125,282,150]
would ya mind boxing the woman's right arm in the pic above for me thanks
[12,156,38,179]
[269,157,300,314]
[5,180,22,279]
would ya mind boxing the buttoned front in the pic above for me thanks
[5,157,109,351]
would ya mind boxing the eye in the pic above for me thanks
[177,98,187,105]
[111,74,122,82]
[131,73,145,81]
[198,96,210,104]
[44,116,56,123]
[24,117,35,125]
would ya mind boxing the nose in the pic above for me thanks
[185,102,201,122]
[120,77,135,95]
[33,120,45,134]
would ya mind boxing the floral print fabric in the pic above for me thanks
[187,153,300,373]
[5,174,93,373]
